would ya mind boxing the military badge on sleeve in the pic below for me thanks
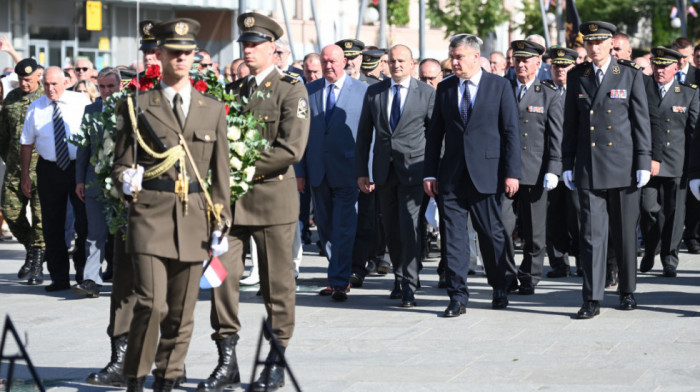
[297,98,308,119]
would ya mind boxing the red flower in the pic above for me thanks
[189,78,195,85]
[225,104,230,115]
[127,77,137,91]
[139,77,154,91]
[145,64,161,79]
[194,80,208,92]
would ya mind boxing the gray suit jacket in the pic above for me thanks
[355,77,435,186]
[76,99,103,198]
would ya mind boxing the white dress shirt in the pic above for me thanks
[20,91,90,161]
[458,68,483,110]
[592,56,612,82]
[323,71,347,112]
[160,80,193,118]
[386,76,411,120]
[516,77,536,99]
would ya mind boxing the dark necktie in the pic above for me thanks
[325,84,336,124]
[559,87,565,97]
[248,78,258,98]
[596,69,603,87]
[52,102,70,170]
[518,85,527,102]
[173,93,185,130]
[460,81,472,124]
[390,84,402,132]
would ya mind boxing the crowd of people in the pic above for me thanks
[2,12,700,392]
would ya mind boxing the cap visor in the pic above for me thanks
[237,32,272,43]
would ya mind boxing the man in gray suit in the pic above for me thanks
[355,45,435,307]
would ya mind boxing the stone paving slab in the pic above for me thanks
[1,237,700,391]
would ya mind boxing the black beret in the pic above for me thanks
[15,58,39,77]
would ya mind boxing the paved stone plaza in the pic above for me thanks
[1,235,699,391]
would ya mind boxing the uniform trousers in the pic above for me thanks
[546,181,580,270]
[641,176,686,268]
[516,185,548,285]
[124,254,202,379]
[36,158,87,284]
[107,230,135,338]
[210,223,296,347]
[578,186,640,301]
[1,172,44,249]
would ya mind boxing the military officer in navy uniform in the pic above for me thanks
[640,47,699,277]
[507,40,563,294]
[562,21,652,319]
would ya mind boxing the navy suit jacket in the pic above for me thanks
[424,70,521,195]
[296,75,369,188]
[76,99,103,198]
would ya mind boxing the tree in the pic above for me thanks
[427,0,510,38]
[370,0,411,27]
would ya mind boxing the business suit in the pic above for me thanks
[562,58,651,303]
[641,79,699,271]
[424,70,521,306]
[296,74,368,289]
[112,84,231,379]
[355,77,435,295]
[507,79,563,288]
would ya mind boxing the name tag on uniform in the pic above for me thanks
[578,93,588,99]
[610,89,627,99]
[527,106,544,113]
[673,106,687,113]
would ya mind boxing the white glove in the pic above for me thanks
[543,173,558,191]
[120,166,144,196]
[690,179,700,201]
[636,169,651,188]
[562,170,575,190]
[210,230,229,257]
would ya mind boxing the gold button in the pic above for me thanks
[608,142,612,146]
[278,174,284,180]
[591,142,596,147]
[590,126,595,131]
[666,130,670,133]
[204,135,211,141]
[666,119,671,122]
[264,115,269,120]
[523,146,527,150]
[590,110,594,115]
[666,142,670,146]
[607,110,612,113]
[524,120,529,124]
[524,133,528,136]
[607,126,612,129]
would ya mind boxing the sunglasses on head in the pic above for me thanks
[75,67,90,72]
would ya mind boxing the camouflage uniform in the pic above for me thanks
[0,86,45,250]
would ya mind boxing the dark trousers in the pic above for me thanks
[439,171,508,305]
[376,167,423,291]
[299,180,312,240]
[108,229,135,338]
[578,186,640,301]
[516,185,548,284]
[684,187,700,243]
[36,158,87,284]
[501,196,519,286]
[641,176,686,268]
[546,181,580,270]
[352,189,375,276]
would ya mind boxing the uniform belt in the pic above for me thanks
[142,178,203,194]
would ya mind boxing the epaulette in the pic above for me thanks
[541,80,558,90]
[281,73,300,84]
[617,59,641,70]
[680,81,698,89]
[367,74,381,81]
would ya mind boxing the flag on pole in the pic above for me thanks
[565,0,583,48]
[200,256,227,289]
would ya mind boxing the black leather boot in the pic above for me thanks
[17,248,32,279]
[197,335,240,392]
[86,334,128,386]
[27,247,44,285]
[126,377,145,392]
[250,347,286,392]
[174,365,187,387]
[152,377,176,392]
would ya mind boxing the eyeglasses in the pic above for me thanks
[274,51,284,55]
[75,67,90,72]
[200,63,213,68]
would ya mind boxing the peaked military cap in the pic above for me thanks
[651,46,683,66]
[15,58,39,77]
[336,39,365,58]
[511,40,545,58]
[139,19,161,51]
[361,49,384,71]
[580,21,616,41]
[237,12,284,43]
[548,46,578,65]
[152,18,200,51]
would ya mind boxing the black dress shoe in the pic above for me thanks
[662,265,677,277]
[72,279,101,298]
[686,238,700,254]
[389,280,402,299]
[45,281,70,292]
[126,377,145,392]
[437,272,447,288]
[619,293,637,310]
[506,279,519,294]
[576,300,600,319]
[151,377,175,392]
[605,269,618,289]
[546,267,571,278]
[443,300,466,317]
[518,283,535,295]
[492,289,508,309]
[639,253,654,273]
[331,286,348,301]
[349,272,364,288]
[377,260,391,275]
[400,288,416,308]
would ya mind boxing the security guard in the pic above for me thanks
[507,40,563,295]
[562,21,652,319]
[640,47,699,277]
[199,13,309,392]
[0,58,45,285]
[112,18,231,391]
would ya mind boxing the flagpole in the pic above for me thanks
[677,0,688,37]
[539,0,551,47]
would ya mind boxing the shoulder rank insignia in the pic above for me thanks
[612,65,620,74]
[617,59,641,70]
[680,82,698,89]
[541,80,557,90]
[534,85,541,92]
[297,98,308,119]
[281,74,299,84]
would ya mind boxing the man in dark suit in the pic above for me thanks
[355,44,435,307]
[424,33,521,317]
[506,40,563,295]
[296,44,368,301]
[640,47,699,277]
[562,21,651,319]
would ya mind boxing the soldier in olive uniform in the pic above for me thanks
[507,40,563,295]
[562,22,652,319]
[112,18,231,391]
[0,58,45,285]
[199,13,309,392]
[640,47,700,277]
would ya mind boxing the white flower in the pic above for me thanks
[244,166,256,182]
[245,130,258,139]
[98,147,106,161]
[232,142,247,157]
[230,157,242,170]
[239,182,248,192]
[95,161,103,174]
[109,187,119,199]
[103,137,114,155]
[228,125,241,141]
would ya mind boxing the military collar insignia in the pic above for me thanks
[534,85,541,92]
[265,81,271,88]
[675,86,681,93]
[612,65,620,74]
[584,68,592,77]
